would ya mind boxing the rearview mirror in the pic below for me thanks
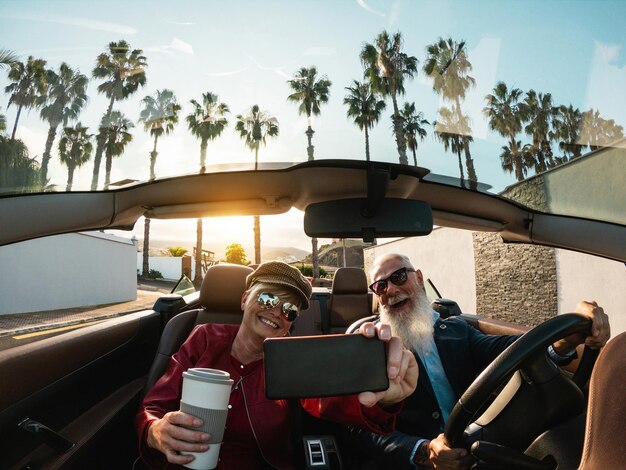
[304,198,433,242]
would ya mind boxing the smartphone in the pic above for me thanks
[263,333,389,399]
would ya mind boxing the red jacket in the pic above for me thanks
[136,324,398,469]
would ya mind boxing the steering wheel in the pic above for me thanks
[444,313,598,466]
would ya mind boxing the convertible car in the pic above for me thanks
[0,1,624,469]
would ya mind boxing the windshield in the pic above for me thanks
[2,1,624,219]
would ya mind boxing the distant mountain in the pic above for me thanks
[137,237,309,262]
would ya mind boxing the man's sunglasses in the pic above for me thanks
[369,267,416,295]
[257,292,300,322]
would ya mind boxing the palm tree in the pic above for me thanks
[286,66,332,161]
[552,104,583,163]
[483,82,526,181]
[138,89,181,277]
[98,111,133,190]
[434,105,472,186]
[186,92,229,284]
[361,31,418,165]
[343,80,386,162]
[4,56,47,140]
[0,136,43,192]
[400,102,429,166]
[287,66,332,280]
[520,90,557,172]
[579,108,624,151]
[38,63,89,185]
[423,37,477,188]
[235,105,279,264]
[91,40,147,190]
[57,123,92,191]
[0,49,18,69]
[138,89,180,181]
[0,49,18,132]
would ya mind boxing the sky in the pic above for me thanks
[1,0,625,256]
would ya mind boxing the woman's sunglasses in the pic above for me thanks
[368,267,416,295]
[257,292,300,322]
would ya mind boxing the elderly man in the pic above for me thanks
[136,261,418,469]
[349,253,610,469]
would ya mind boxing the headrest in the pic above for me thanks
[199,263,254,311]
[331,267,368,295]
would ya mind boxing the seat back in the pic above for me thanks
[143,263,253,394]
[326,267,372,334]
[578,331,626,469]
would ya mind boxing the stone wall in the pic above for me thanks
[473,232,557,327]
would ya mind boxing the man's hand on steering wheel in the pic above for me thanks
[553,301,611,355]
[422,433,473,469]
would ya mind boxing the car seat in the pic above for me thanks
[326,267,373,334]
[142,263,253,394]
[578,331,626,469]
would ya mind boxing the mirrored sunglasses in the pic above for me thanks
[257,292,300,322]
[369,267,416,295]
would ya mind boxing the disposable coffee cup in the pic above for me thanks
[180,368,234,470]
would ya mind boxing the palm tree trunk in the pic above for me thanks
[254,215,261,265]
[364,126,370,162]
[254,146,259,171]
[464,141,477,190]
[412,148,417,166]
[305,126,315,161]
[456,149,466,188]
[150,135,158,180]
[311,237,319,279]
[91,97,115,190]
[142,218,150,277]
[11,105,23,140]
[391,94,408,165]
[194,218,203,285]
[40,124,58,185]
[200,138,208,174]
[510,137,523,181]
[66,164,75,191]
[104,148,113,190]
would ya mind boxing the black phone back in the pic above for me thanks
[263,333,388,399]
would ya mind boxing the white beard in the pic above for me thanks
[379,290,435,357]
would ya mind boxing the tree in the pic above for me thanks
[400,102,429,166]
[186,92,229,284]
[552,104,583,163]
[0,49,18,132]
[98,111,133,190]
[0,49,18,69]
[39,63,89,185]
[287,66,332,280]
[424,37,477,188]
[57,123,92,191]
[520,90,558,172]
[235,105,279,264]
[138,89,181,277]
[4,56,47,140]
[483,81,526,181]
[0,136,44,192]
[166,246,188,257]
[224,243,251,266]
[579,108,624,151]
[286,66,332,161]
[91,40,147,190]
[343,80,386,162]
[434,105,472,186]
[361,30,418,165]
